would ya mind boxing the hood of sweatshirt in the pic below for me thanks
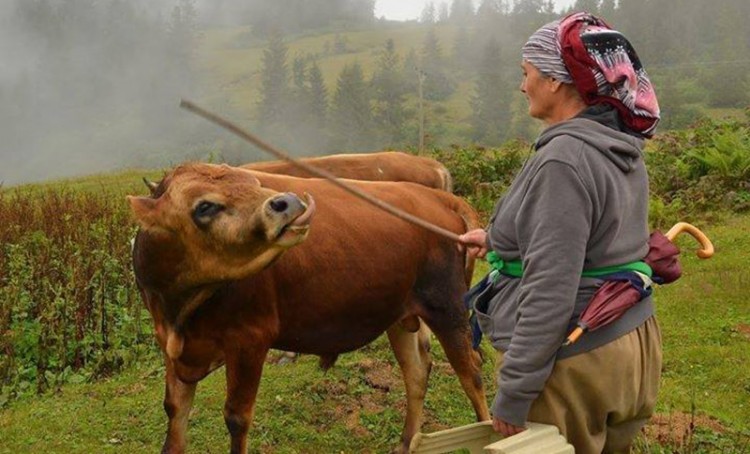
[534,106,646,173]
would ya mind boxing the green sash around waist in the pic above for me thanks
[485,251,653,279]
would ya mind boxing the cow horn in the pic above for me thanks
[143,177,159,195]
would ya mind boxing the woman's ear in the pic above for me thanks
[548,77,565,93]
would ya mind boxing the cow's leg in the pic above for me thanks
[162,358,197,454]
[424,317,491,422]
[223,345,269,454]
[387,323,433,453]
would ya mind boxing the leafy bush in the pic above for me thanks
[425,140,530,216]
[0,188,152,405]
[425,112,750,225]
[647,113,750,221]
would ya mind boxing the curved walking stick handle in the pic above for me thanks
[665,222,714,259]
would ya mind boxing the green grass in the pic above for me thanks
[1,169,165,196]
[0,337,498,453]
[655,216,750,428]
[1,207,748,452]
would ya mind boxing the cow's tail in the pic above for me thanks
[451,196,487,359]
[453,196,482,289]
[435,162,454,193]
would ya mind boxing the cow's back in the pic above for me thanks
[243,151,452,191]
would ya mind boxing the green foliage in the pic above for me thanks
[646,115,750,223]
[426,140,530,216]
[684,127,750,181]
[257,32,291,130]
[420,28,456,101]
[330,62,377,150]
[470,37,512,145]
[0,188,151,405]
[370,39,411,144]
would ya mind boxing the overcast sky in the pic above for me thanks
[374,0,576,21]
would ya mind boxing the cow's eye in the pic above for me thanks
[193,201,224,223]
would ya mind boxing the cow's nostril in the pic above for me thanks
[269,198,289,213]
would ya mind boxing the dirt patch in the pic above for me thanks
[736,323,750,340]
[644,412,726,447]
[343,407,371,437]
[357,359,401,393]
[114,382,147,397]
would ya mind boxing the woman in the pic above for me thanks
[459,12,662,453]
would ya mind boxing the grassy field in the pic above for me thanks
[1,183,748,453]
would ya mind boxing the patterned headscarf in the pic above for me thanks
[522,12,660,137]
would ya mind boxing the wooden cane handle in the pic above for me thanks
[664,222,714,259]
[563,327,585,346]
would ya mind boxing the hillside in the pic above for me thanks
[196,23,466,115]
[190,21,538,153]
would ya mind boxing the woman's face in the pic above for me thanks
[520,60,555,122]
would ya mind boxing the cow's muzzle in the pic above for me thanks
[269,192,315,246]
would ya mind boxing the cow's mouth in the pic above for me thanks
[275,192,315,245]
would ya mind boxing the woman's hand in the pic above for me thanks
[492,415,526,437]
[459,229,489,259]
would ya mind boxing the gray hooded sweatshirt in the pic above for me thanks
[475,113,653,426]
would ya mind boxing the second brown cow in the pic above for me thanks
[243,151,453,192]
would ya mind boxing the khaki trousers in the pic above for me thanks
[497,317,662,454]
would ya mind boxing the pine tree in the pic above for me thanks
[307,61,328,130]
[257,33,290,133]
[573,0,600,14]
[168,0,198,69]
[330,63,375,151]
[292,56,307,93]
[450,0,474,24]
[421,28,455,101]
[471,38,511,145]
[289,55,310,131]
[371,39,409,144]
[438,2,450,22]
[305,60,330,150]
[599,0,616,18]
[476,0,502,20]
[420,2,436,23]
[452,26,472,71]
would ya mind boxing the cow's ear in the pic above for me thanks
[127,195,160,229]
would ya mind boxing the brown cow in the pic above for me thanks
[243,151,453,192]
[243,151,453,361]
[128,163,489,453]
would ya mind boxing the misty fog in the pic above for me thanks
[0,0,384,186]
[0,0,235,186]
[1,0,748,186]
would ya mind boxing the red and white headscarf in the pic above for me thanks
[522,12,660,137]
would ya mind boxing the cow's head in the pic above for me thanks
[128,163,315,293]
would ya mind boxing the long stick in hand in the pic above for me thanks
[180,99,467,245]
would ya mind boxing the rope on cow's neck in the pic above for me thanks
[180,99,468,245]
